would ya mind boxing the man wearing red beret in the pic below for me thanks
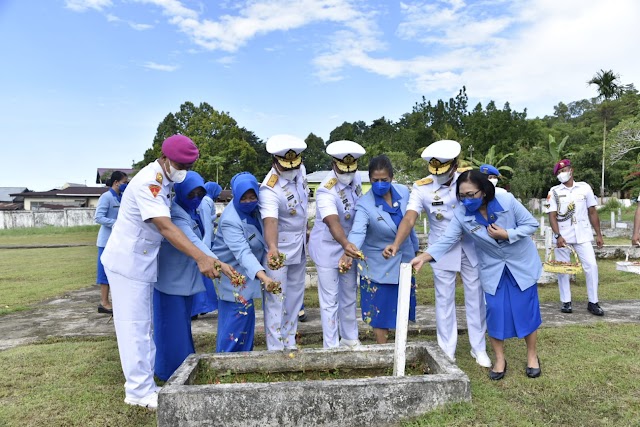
[546,159,604,316]
[101,134,234,410]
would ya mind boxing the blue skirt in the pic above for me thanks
[486,267,542,340]
[96,247,109,285]
[360,278,416,329]
[153,289,195,381]
[216,299,256,353]
[191,275,218,316]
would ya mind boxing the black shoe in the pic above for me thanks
[298,310,308,322]
[588,302,604,316]
[560,302,572,313]
[98,304,113,314]
[526,357,541,378]
[489,360,507,381]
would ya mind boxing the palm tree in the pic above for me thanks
[467,145,514,176]
[588,69,623,203]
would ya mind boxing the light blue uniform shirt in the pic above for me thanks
[197,195,216,248]
[426,192,541,295]
[154,201,216,296]
[348,184,419,285]
[212,203,267,302]
[95,189,120,247]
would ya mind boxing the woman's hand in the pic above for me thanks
[410,252,433,273]
[338,254,353,273]
[487,223,509,240]
[382,243,399,259]
[343,242,361,259]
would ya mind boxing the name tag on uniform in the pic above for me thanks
[470,225,481,233]
[559,194,566,198]
[377,216,384,221]
[431,201,444,206]
[287,194,295,201]
[248,233,256,241]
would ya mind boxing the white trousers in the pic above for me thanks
[104,267,159,400]
[433,252,487,359]
[316,265,358,348]
[555,242,599,303]
[263,260,306,350]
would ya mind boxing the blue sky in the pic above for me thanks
[1,0,639,191]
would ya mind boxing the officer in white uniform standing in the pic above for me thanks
[383,140,491,367]
[101,135,233,410]
[546,159,604,316]
[259,134,309,350]
[308,140,365,349]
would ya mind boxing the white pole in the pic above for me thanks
[393,263,412,377]
[539,216,545,235]
[423,217,428,235]
[544,226,552,260]
[611,212,615,229]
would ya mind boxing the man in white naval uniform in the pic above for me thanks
[308,140,365,349]
[383,140,491,368]
[546,159,604,316]
[259,134,309,350]
[101,135,233,409]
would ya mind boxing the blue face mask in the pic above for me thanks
[184,196,203,212]
[239,200,258,214]
[462,197,483,213]
[119,183,127,194]
[372,181,391,197]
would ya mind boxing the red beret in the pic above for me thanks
[161,135,199,164]
[553,159,571,175]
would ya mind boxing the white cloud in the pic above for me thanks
[142,61,179,72]
[65,0,112,12]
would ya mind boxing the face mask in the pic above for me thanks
[462,197,483,213]
[433,172,452,186]
[336,172,355,186]
[557,171,571,183]
[166,159,187,183]
[279,169,298,181]
[119,183,128,194]
[239,200,259,214]
[184,196,203,212]
[372,181,391,197]
[488,178,498,187]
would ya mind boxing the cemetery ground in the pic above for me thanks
[1,226,640,426]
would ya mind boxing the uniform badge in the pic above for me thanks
[434,194,441,201]
[415,177,433,186]
[345,213,351,220]
[325,178,338,190]
[156,173,163,184]
[435,213,444,221]
[148,184,161,198]
[290,209,297,216]
[267,174,279,188]
[432,201,443,206]
[457,166,472,173]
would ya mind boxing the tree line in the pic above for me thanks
[134,70,640,200]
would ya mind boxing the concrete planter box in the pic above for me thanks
[158,342,470,427]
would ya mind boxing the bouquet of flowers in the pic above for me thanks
[268,252,287,270]
[264,280,282,295]
[230,271,247,287]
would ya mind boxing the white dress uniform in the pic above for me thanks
[546,180,600,303]
[308,140,365,348]
[259,135,309,350]
[101,160,171,401]
[406,140,487,360]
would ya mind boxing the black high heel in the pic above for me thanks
[526,357,541,378]
[489,359,507,381]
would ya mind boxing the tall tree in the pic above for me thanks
[303,133,330,173]
[588,69,623,202]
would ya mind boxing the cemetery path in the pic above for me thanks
[1,285,639,351]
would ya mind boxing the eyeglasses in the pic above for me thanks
[458,190,481,200]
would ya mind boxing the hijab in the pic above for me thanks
[174,171,206,236]
[204,181,222,201]
[230,172,261,232]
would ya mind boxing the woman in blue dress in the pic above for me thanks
[211,172,279,352]
[153,171,223,381]
[191,181,224,319]
[94,170,128,314]
[411,170,542,380]
[342,155,419,344]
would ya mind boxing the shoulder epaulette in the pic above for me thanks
[415,177,433,186]
[457,166,472,173]
[266,174,278,188]
[324,178,338,190]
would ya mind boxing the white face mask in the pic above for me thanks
[336,172,355,186]
[279,169,298,181]
[166,159,187,183]
[557,171,571,183]
[433,172,453,186]
[488,178,498,187]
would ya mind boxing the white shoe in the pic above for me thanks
[339,338,362,349]
[471,350,492,368]
[124,391,158,410]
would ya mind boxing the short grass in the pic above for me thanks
[0,225,99,246]
[1,324,639,427]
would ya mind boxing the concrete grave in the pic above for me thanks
[158,342,471,427]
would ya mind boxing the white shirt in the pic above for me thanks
[546,181,597,244]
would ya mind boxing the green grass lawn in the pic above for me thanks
[0,225,99,246]
[1,324,639,427]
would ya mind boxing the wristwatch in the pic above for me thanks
[553,233,561,239]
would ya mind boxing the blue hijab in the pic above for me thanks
[174,171,206,236]
[204,181,222,201]
[231,172,261,233]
